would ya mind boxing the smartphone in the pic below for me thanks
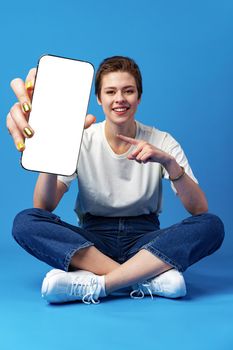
[21,54,94,176]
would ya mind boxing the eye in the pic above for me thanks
[124,89,134,94]
[106,90,115,95]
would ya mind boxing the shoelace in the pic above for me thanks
[70,277,100,305]
[130,281,154,300]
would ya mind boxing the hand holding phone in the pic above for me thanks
[18,54,94,176]
[21,55,94,176]
[7,68,37,151]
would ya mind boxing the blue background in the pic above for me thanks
[0,1,232,349]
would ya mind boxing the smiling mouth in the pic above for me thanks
[112,107,130,112]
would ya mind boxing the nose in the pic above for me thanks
[115,90,125,103]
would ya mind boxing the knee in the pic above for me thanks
[12,208,38,243]
[200,213,225,250]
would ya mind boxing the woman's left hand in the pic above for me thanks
[117,134,170,165]
[117,134,208,214]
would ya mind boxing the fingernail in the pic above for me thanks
[17,142,25,151]
[23,127,34,138]
[22,102,31,113]
[26,81,33,90]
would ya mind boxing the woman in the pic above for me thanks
[7,56,224,304]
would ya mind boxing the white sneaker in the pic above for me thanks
[130,269,187,299]
[41,269,105,304]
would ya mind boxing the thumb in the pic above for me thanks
[84,114,96,129]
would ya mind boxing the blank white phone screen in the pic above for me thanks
[21,54,94,176]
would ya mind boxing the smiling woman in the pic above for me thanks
[9,56,225,305]
[98,71,140,153]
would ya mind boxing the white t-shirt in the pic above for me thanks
[58,120,198,220]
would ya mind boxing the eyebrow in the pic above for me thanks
[103,85,136,90]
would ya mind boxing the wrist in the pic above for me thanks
[161,155,175,169]
[163,157,185,180]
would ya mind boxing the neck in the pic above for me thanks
[105,119,137,154]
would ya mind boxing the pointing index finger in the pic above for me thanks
[117,134,140,145]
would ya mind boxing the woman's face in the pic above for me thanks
[97,71,141,126]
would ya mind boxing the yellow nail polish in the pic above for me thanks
[17,142,25,151]
[23,127,33,138]
[22,102,31,113]
[26,81,33,90]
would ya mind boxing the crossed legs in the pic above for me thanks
[13,209,224,302]
[70,245,171,295]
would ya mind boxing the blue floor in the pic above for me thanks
[1,240,233,350]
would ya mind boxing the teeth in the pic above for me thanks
[114,108,128,112]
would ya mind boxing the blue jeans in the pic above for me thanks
[12,208,224,272]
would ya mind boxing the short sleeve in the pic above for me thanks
[160,133,198,194]
[57,172,77,192]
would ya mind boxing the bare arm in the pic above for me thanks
[33,173,68,211]
[163,157,208,215]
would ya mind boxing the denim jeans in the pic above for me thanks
[12,208,224,272]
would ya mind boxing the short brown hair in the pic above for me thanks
[95,56,143,100]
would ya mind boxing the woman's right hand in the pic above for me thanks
[6,68,97,152]
[6,68,37,151]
